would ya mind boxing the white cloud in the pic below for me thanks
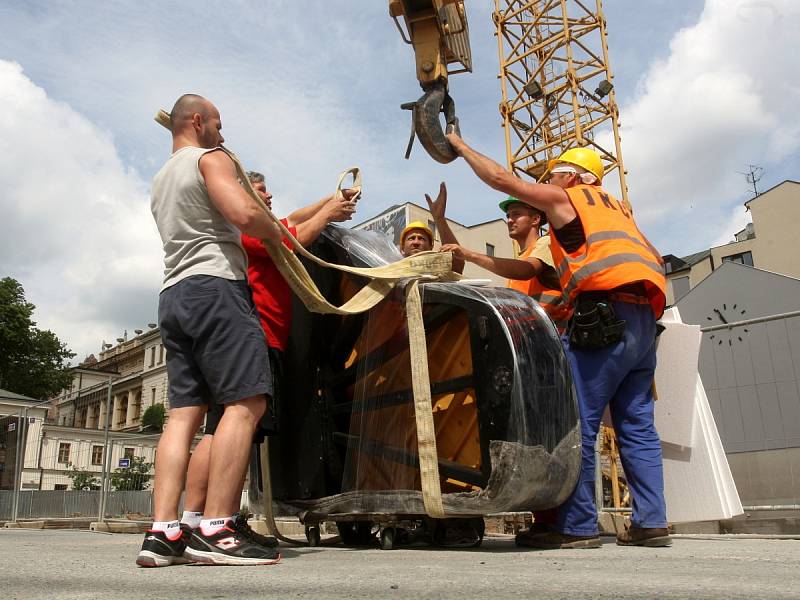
[710,204,753,248]
[0,60,162,362]
[609,0,800,255]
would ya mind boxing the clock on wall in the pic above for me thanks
[705,303,750,346]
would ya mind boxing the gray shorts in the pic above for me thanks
[158,275,272,410]
[205,347,284,441]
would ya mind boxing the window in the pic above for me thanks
[92,445,104,466]
[158,344,164,364]
[116,397,128,427]
[58,443,71,464]
[722,251,753,266]
[671,276,690,301]
[486,243,495,257]
[151,388,156,406]
[54,484,68,491]
[149,346,156,367]
[133,393,142,421]
[124,447,135,461]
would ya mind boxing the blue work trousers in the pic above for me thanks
[556,300,667,536]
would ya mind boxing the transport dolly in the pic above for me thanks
[300,512,485,550]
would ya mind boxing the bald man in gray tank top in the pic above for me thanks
[137,94,282,567]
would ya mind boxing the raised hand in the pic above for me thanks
[425,182,447,221]
[324,193,357,222]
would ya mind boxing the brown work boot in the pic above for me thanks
[616,526,672,547]
[514,522,553,547]
[518,530,601,549]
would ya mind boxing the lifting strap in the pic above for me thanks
[156,110,449,519]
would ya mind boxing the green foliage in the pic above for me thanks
[141,403,166,432]
[66,464,100,491]
[110,455,153,491]
[0,277,75,399]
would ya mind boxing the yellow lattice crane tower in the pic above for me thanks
[493,0,631,210]
[494,1,633,510]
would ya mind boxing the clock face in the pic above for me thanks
[706,303,749,346]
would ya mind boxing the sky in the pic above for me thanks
[1,0,798,363]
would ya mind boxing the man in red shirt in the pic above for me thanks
[178,171,357,543]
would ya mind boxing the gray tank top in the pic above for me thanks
[151,146,248,291]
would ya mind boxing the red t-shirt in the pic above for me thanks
[241,218,297,352]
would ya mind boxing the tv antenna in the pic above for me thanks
[741,165,764,197]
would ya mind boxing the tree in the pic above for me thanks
[0,277,75,398]
[66,464,100,491]
[141,403,166,432]
[110,455,153,491]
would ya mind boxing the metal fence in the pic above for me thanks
[0,490,153,521]
[0,412,258,523]
[0,409,160,522]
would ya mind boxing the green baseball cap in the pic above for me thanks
[498,195,525,212]
[498,195,548,225]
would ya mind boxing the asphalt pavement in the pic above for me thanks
[2,528,799,599]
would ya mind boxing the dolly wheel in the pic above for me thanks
[380,527,395,550]
[305,525,321,547]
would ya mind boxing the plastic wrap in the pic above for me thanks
[258,226,580,518]
[322,224,401,267]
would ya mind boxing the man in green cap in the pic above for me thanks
[426,183,565,331]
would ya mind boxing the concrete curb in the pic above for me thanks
[4,521,45,529]
[90,521,144,534]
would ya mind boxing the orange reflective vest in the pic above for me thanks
[549,184,666,318]
[508,245,572,334]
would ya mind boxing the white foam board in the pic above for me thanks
[654,320,702,447]
[655,308,742,522]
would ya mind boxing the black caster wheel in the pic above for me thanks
[380,527,395,550]
[305,525,321,547]
[470,517,485,548]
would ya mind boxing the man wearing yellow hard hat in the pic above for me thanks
[445,133,669,550]
[399,220,434,256]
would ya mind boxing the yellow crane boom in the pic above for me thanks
[390,0,472,163]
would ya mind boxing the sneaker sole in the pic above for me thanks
[617,536,672,547]
[184,547,281,566]
[136,550,192,568]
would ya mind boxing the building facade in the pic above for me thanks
[54,328,168,433]
[674,262,800,506]
[20,327,171,491]
[664,181,800,305]
[19,422,159,491]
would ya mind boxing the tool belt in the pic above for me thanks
[568,289,631,350]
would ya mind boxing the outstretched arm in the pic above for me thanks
[446,133,576,229]
[200,150,281,244]
[424,182,464,274]
[440,243,545,281]
[286,196,329,227]
[293,191,357,247]
[287,188,359,227]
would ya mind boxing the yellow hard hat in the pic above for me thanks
[540,147,604,183]
[400,221,433,244]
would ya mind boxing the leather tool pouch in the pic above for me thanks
[568,296,626,349]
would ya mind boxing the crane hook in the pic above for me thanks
[401,81,461,164]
